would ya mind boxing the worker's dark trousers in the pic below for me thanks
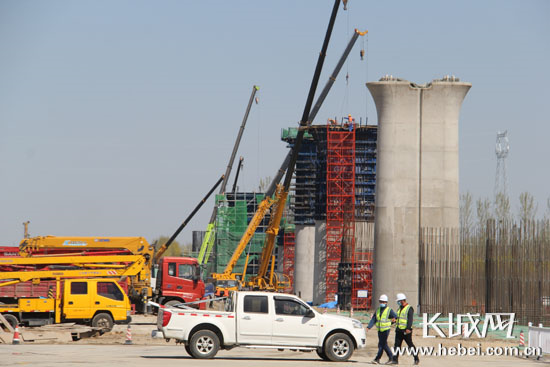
[375,329,393,361]
[393,328,419,363]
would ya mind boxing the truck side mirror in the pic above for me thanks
[305,309,315,318]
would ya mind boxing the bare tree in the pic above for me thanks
[181,242,193,256]
[543,197,550,225]
[152,236,182,258]
[476,197,492,228]
[258,176,272,192]
[460,192,474,231]
[518,192,537,223]
[494,192,511,223]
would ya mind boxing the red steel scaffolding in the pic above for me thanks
[283,230,295,294]
[326,123,372,309]
[353,251,373,309]
[326,124,356,303]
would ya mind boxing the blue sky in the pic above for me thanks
[1,0,549,245]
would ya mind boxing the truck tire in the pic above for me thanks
[185,344,193,356]
[91,313,114,331]
[316,348,330,361]
[2,314,18,329]
[188,329,220,359]
[324,333,354,362]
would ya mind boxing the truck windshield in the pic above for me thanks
[178,264,195,280]
[97,282,124,301]
[218,280,238,287]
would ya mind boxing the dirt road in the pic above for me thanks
[1,315,544,366]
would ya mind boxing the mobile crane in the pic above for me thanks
[11,175,225,312]
[9,236,205,313]
[197,86,260,269]
[0,254,143,328]
[247,27,367,291]
[213,0,365,293]
[17,236,154,305]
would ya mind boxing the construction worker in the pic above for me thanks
[391,293,419,365]
[367,294,397,364]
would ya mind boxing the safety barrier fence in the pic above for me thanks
[528,323,550,354]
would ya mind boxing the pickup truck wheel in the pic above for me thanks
[189,330,220,359]
[316,348,330,361]
[324,333,354,362]
[184,344,193,356]
[91,313,114,331]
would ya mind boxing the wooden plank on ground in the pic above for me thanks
[21,330,72,343]
[0,314,14,333]
[0,331,12,344]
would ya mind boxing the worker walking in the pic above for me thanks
[367,294,397,364]
[391,293,420,365]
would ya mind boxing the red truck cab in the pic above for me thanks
[153,257,205,310]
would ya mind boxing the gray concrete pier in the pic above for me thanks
[367,76,471,310]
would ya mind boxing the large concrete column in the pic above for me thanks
[294,224,316,302]
[420,78,471,228]
[367,76,471,311]
[313,220,326,305]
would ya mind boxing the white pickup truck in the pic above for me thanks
[156,291,366,361]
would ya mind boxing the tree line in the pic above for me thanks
[460,191,550,230]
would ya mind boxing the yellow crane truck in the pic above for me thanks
[0,277,131,330]
[0,253,142,329]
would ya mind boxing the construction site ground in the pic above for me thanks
[1,314,546,366]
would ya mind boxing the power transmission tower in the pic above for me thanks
[494,130,510,197]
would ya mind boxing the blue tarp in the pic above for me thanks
[318,300,338,309]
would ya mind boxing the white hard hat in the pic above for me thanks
[396,293,406,302]
[379,294,388,302]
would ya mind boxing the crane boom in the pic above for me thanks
[211,153,291,282]
[250,4,367,290]
[309,28,366,123]
[231,156,244,193]
[198,85,260,265]
[262,29,365,200]
[0,255,146,287]
[19,236,153,257]
[282,0,340,192]
[212,0,341,290]
[255,186,287,280]
[155,174,224,263]
[213,196,276,278]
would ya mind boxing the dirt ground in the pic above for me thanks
[2,314,546,366]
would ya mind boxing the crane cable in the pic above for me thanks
[363,31,369,124]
